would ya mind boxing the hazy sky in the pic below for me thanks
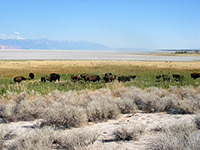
[0,0,200,49]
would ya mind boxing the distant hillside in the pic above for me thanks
[0,39,112,50]
[0,44,19,49]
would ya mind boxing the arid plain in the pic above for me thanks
[0,50,200,150]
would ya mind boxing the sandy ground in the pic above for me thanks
[1,112,196,150]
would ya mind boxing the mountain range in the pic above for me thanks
[0,39,153,51]
[0,39,112,50]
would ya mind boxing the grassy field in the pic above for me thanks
[0,60,200,95]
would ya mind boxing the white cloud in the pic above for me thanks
[0,34,6,37]
[0,33,25,40]
[14,32,20,35]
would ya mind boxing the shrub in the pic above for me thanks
[114,97,137,114]
[112,124,146,141]
[42,102,87,129]
[53,128,99,150]
[8,127,55,150]
[14,98,45,121]
[146,123,200,150]
[86,98,120,122]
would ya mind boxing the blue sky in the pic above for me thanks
[0,0,200,49]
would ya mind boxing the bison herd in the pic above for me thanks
[41,73,60,82]
[14,72,34,83]
[13,72,200,84]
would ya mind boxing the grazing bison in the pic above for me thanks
[88,75,100,82]
[118,76,131,82]
[14,76,26,83]
[81,73,90,81]
[41,73,60,82]
[162,75,170,81]
[191,73,200,79]
[156,75,170,81]
[156,75,162,79]
[71,74,81,81]
[172,74,183,81]
[81,73,89,81]
[50,73,60,82]
[105,72,112,76]
[41,76,50,82]
[129,75,136,80]
[103,74,116,83]
[29,72,34,79]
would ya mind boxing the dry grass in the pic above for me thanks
[146,123,200,150]
[0,86,199,129]
[86,98,120,122]
[8,126,99,150]
[53,128,99,150]
[0,60,200,77]
[112,124,146,141]
[42,103,87,129]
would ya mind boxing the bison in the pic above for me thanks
[129,75,136,80]
[71,74,81,81]
[41,73,60,82]
[81,73,89,81]
[172,74,183,81]
[156,75,170,81]
[41,76,50,82]
[162,75,170,81]
[118,76,131,82]
[29,72,34,79]
[156,75,162,79]
[88,75,100,82]
[105,72,112,76]
[14,76,26,83]
[50,73,60,82]
[191,73,200,79]
[103,74,116,83]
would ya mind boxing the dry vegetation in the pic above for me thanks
[146,123,200,150]
[7,127,99,150]
[0,86,199,126]
[0,60,200,149]
[112,123,146,141]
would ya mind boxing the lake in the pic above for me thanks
[0,50,199,61]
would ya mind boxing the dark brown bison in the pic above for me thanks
[14,76,26,83]
[29,72,34,79]
[162,75,170,81]
[172,74,183,81]
[41,76,50,82]
[105,72,112,76]
[81,73,89,81]
[41,73,60,82]
[129,75,136,80]
[191,73,200,79]
[71,74,81,81]
[103,74,116,83]
[156,75,162,79]
[88,75,100,82]
[50,73,60,82]
[118,76,131,82]
[156,75,170,81]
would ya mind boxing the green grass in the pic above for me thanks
[0,66,199,96]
